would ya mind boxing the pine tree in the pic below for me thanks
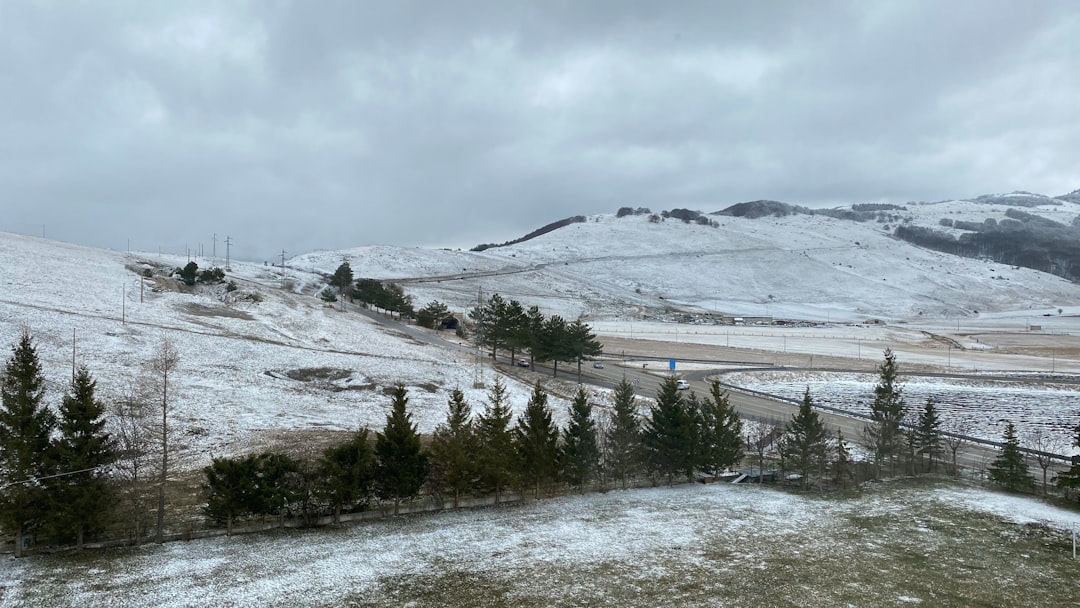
[643,376,694,485]
[605,379,644,489]
[318,429,375,523]
[203,455,258,535]
[331,261,353,298]
[48,367,116,550]
[429,389,477,507]
[914,397,942,473]
[567,320,603,380]
[0,333,56,557]
[250,451,300,521]
[537,315,574,376]
[502,299,527,363]
[514,381,559,498]
[560,386,600,490]
[864,348,906,478]
[476,378,516,503]
[988,422,1034,493]
[787,387,828,489]
[375,384,428,514]
[697,380,744,475]
[523,305,546,367]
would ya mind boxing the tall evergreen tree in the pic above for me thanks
[48,367,116,550]
[697,380,744,475]
[864,348,906,478]
[537,315,574,376]
[605,379,644,489]
[914,397,942,473]
[988,422,1034,493]
[0,333,56,557]
[560,386,600,490]
[374,384,428,514]
[523,305,547,367]
[331,261,353,297]
[469,293,510,358]
[786,387,828,489]
[643,376,694,485]
[514,381,559,498]
[567,320,603,380]
[429,389,477,507]
[476,378,516,503]
[318,429,375,523]
[502,299,528,363]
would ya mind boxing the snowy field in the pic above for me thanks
[1,481,1078,607]
[722,370,1080,450]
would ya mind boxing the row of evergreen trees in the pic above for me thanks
[468,293,603,376]
[2,329,1073,554]
[323,264,605,377]
[203,375,750,531]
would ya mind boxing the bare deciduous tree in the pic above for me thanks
[942,420,972,478]
[110,379,155,545]
[1024,429,1066,497]
[149,336,179,544]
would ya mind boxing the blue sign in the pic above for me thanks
[669,358,676,371]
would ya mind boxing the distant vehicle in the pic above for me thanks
[675,379,690,390]
[516,359,530,367]
[593,362,604,369]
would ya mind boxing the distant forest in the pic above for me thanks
[470,215,587,252]
[894,208,1080,282]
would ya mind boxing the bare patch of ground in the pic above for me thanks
[182,302,254,320]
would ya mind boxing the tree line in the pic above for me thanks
[4,331,1077,556]
[468,293,603,377]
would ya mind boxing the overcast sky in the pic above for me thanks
[1,1,1076,262]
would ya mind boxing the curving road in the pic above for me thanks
[350,302,1071,475]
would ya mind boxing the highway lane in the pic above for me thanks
[344,302,1070,476]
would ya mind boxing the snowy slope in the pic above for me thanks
[0,232,563,469]
[296,201,1080,324]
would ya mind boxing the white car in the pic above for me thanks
[675,379,690,390]
[516,359,530,367]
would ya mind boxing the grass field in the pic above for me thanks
[2,479,1078,607]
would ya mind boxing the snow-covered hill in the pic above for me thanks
[295,196,1080,324]
[3,193,1080,469]
[0,232,558,468]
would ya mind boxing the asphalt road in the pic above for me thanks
[348,302,1070,476]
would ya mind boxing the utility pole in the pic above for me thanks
[280,249,287,289]
[225,236,232,271]
[212,233,217,260]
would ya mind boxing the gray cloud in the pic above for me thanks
[1,0,1076,261]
